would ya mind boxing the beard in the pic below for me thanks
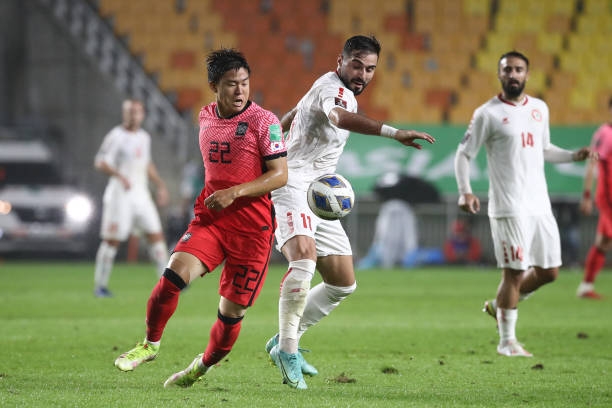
[338,71,367,95]
[502,80,525,98]
[351,82,368,96]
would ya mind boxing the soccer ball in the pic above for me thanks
[307,174,355,220]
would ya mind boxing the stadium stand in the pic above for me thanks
[96,0,612,125]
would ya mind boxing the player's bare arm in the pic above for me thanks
[280,108,297,133]
[579,147,598,215]
[328,107,435,148]
[147,162,169,207]
[205,156,288,211]
[95,159,131,190]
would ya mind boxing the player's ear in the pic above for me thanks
[209,82,217,93]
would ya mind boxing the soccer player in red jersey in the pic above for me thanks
[578,96,612,299]
[114,49,288,387]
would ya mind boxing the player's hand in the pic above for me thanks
[572,147,597,162]
[394,129,435,149]
[119,175,131,190]
[458,193,480,214]
[204,188,237,211]
[156,185,169,207]
[579,197,593,215]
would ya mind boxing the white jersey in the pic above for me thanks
[95,125,152,201]
[283,71,358,190]
[458,94,552,217]
[95,125,162,240]
[272,71,356,255]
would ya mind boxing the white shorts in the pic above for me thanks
[489,214,561,270]
[272,185,352,257]
[100,192,162,241]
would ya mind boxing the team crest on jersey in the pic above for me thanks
[180,232,192,242]
[334,97,347,109]
[235,122,248,137]
[531,109,542,122]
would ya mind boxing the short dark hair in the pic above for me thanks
[498,51,529,70]
[206,49,250,85]
[342,35,381,58]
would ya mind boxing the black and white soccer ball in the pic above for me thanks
[307,174,355,220]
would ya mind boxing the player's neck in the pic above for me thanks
[500,92,526,105]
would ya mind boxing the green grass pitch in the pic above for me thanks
[1,261,611,407]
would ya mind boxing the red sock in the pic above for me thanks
[584,246,605,283]
[146,272,184,342]
[202,312,243,367]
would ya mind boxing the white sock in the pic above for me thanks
[497,307,518,344]
[519,292,532,301]
[279,259,316,353]
[148,240,169,277]
[94,241,117,289]
[297,282,357,341]
[577,281,594,295]
[144,338,160,347]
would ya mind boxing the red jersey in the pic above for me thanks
[593,123,612,209]
[193,101,286,233]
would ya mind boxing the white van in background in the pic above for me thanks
[0,138,96,256]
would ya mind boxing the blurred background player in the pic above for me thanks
[265,35,434,389]
[114,49,288,389]
[577,96,612,299]
[93,98,169,298]
[357,172,444,269]
[443,219,482,265]
[455,51,593,357]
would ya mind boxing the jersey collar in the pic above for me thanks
[215,100,252,119]
[498,93,528,106]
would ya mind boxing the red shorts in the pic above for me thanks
[173,223,274,307]
[597,205,612,237]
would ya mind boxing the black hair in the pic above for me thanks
[206,49,251,85]
[342,35,381,58]
[498,50,530,70]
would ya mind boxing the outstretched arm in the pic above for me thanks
[328,107,435,149]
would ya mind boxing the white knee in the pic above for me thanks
[281,259,316,300]
[324,282,357,303]
[287,259,317,281]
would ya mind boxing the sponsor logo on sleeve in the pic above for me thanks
[334,97,347,109]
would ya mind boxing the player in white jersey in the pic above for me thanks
[265,35,435,390]
[454,51,593,357]
[93,99,169,298]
